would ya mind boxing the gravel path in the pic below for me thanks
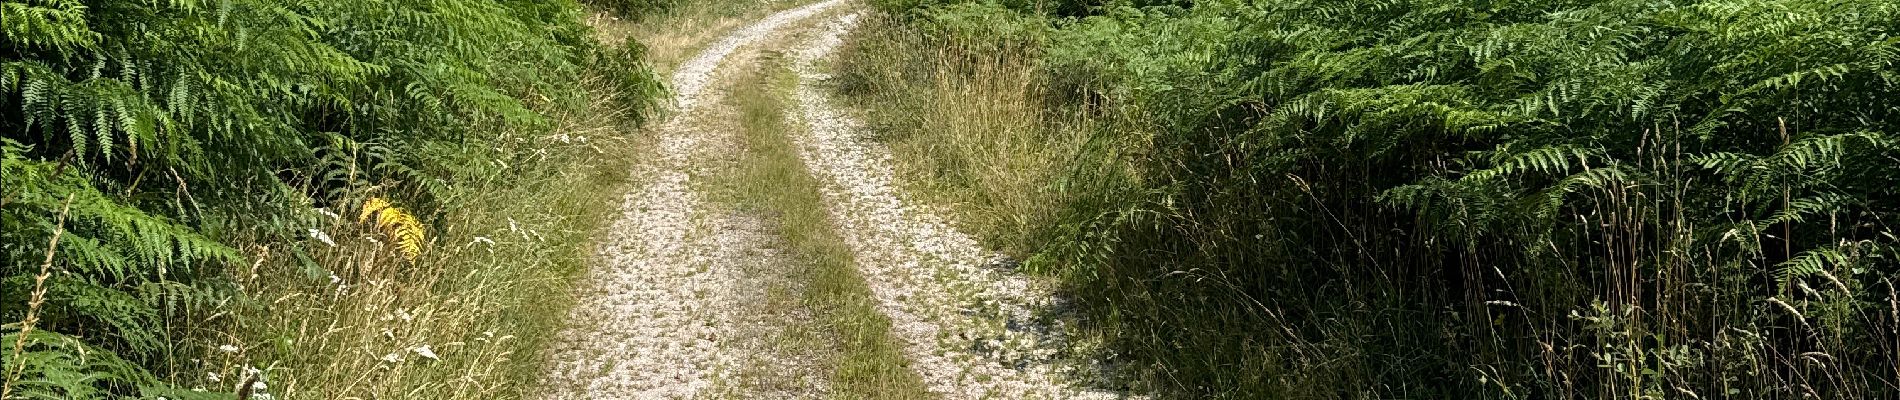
[540,2,843,398]
[788,13,1125,400]
[544,3,1128,399]
[670,0,845,112]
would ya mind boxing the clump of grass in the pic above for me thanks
[713,50,932,400]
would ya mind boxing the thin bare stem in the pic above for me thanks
[2,194,76,399]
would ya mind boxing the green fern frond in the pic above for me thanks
[0,329,160,399]
[1763,193,1852,226]
[1464,145,1603,182]
[1774,248,1850,290]
[0,0,101,51]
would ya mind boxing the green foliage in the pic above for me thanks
[586,0,679,20]
[1,0,661,396]
[869,0,1900,397]
[868,0,1189,18]
[597,40,667,126]
[2,329,170,400]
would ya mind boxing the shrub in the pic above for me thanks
[863,0,1900,397]
[1,0,660,396]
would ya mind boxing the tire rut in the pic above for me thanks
[540,2,844,399]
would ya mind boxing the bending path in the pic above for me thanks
[543,2,1131,398]
[541,2,845,398]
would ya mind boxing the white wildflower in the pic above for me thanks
[380,353,403,363]
[329,274,342,285]
[469,236,496,253]
[308,228,336,247]
[314,207,340,220]
[410,344,440,360]
[217,344,239,353]
[205,372,221,382]
[508,217,529,240]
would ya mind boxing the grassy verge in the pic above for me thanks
[834,15,1062,258]
[216,68,649,399]
[832,14,1127,272]
[0,2,668,399]
[713,52,933,400]
[204,7,678,398]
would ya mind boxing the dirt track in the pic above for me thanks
[544,3,1128,398]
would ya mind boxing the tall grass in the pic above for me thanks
[834,13,1121,257]
[219,74,649,398]
[844,0,1900,398]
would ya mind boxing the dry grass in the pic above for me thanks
[835,14,1108,257]
[207,68,650,399]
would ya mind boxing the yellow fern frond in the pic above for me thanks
[379,210,425,260]
[359,197,392,223]
[359,197,426,260]
[393,222,425,260]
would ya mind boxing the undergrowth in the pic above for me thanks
[2,0,664,398]
[843,0,1900,398]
